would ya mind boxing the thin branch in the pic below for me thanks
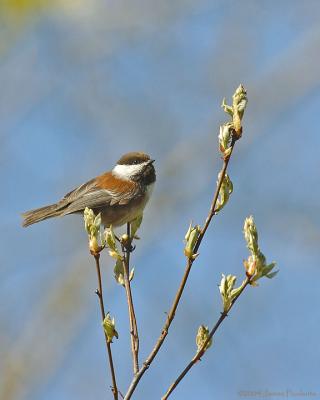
[162,278,250,399]
[93,254,119,400]
[121,223,140,375]
[124,138,238,400]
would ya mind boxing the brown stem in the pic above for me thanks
[162,278,250,399]
[94,254,119,400]
[122,223,140,375]
[124,139,237,399]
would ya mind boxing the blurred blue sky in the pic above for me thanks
[1,1,320,399]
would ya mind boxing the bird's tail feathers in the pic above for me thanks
[22,203,62,227]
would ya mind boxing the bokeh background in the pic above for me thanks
[1,1,320,399]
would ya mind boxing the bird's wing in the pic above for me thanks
[59,174,142,215]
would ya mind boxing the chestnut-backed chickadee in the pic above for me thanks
[22,152,156,228]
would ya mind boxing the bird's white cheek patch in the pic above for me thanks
[112,163,148,180]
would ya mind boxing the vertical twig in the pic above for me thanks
[124,140,237,400]
[121,223,140,375]
[93,254,119,400]
[162,278,250,399]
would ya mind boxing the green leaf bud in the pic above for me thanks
[196,325,212,352]
[215,172,233,213]
[243,216,278,285]
[218,122,233,158]
[219,274,245,311]
[184,223,201,259]
[114,259,134,286]
[243,215,259,255]
[219,274,237,312]
[105,226,117,251]
[83,208,103,254]
[102,313,119,342]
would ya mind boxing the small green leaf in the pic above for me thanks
[218,122,233,157]
[230,279,246,300]
[114,259,125,285]
[102,313,118,342]
[265,270,278,279]
[262,262,276,276]
[114,260,134,286]
[105,226,117,251]
[221,98,233,116]
[215,173,233,213]
[131,215,143,238]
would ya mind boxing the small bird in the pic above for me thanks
[22,152,156,228]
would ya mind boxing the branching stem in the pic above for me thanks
[124,138,238,399]
[122,223,140,375]
[93,253,119,400]
[162,278,250,399]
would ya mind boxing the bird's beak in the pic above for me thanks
[148,159,155,165]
